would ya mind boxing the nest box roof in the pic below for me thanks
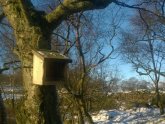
[32,50,72,63]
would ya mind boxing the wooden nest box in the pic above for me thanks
[32,50,72,85]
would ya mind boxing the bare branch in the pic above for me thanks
[3,60,20,67]
[89,25,116,70]
[0,67,9,74]
[114,0,165,23]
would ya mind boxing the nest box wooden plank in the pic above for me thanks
[32,50,72,85]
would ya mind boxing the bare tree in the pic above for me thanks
[56,9,121,123]
[119,8,165,113]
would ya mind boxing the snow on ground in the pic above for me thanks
[92,107,165,124]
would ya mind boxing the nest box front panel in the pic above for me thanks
[33,55,44,85]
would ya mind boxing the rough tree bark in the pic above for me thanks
[0,68,9,124]
[0,0,113,123]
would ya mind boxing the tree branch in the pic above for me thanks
[113,0,165,23]
[0,67,9,74]
[0,0,38,28]
[18,0,35,25]
[45,0,113,28]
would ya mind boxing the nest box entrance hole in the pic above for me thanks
[45,60,66,82]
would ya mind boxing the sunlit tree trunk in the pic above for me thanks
[14,27,62,123]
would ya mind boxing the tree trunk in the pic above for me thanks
[159,102,164,115]
[80,100,93,124]
[75,98,94,124]
[155,86,164,115]
[13,26,62,123]
[0,90,7,124]
[77,107,84,124]
[16,68,62,124]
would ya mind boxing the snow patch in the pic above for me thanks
[92,107,165,124]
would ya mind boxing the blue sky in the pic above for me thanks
[93,4,140,80]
